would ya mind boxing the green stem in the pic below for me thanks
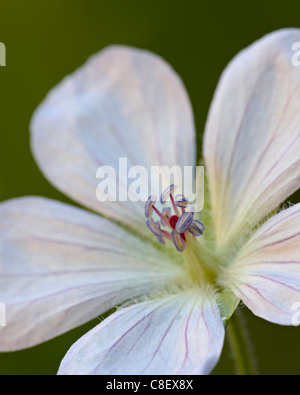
[227,309,258,376]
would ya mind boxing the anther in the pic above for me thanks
[156,233,166,245]
[169,215,179,230]
[171,230,185,252]
[175,212,194,233]
[145,195,156,218]
[161,207,171,226]
[174,194,189,208]
[160,184,175,205]
[146,217,162,237]
[162,207,171,218]
[144,185,204,253]
[188,220,205,236]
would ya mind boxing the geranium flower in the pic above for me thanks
[0,29,299,375]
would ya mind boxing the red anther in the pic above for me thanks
[169,216,186,241]
[169,215,179,229]
[145,185,203,252]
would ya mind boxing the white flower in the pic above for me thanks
[0,29,299,375]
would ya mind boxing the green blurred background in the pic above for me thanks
[0,0,299,375]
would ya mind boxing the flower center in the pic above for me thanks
[144,184,205,253]
[145,185,219,284]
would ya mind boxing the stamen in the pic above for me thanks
[162,207,171,217]
[170,193,180,217]
[171,230,185,252]
[144,184,204,254]
[188,220,205,236]
[153,206,170,227]
[154,220,166,244]
[161,229,173,242]
[161,207,171,226]
[156,233,166,245]
[175,212,194,233]
[146,217,162,237]
[160,184,175,204]
[145,195,156,218]
[174,194,189,208]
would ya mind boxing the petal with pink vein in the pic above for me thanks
[0,197,183,351]
[204,29,300,247]
[31,46,196,235]
[58,289,224,375]
[222,203,300,325]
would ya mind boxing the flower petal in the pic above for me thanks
[221,204,300,325]
[0,197,184,351]
[31,46,196,235]
[204,29,300,247]
[58,289,224,375]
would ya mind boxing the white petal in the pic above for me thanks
[222,204,300,325]
[58,289,224,375]
[204,29,300,247]
[0,197,184,351]
[31,46,196,234]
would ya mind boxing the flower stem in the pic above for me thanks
[227,309,258,375]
